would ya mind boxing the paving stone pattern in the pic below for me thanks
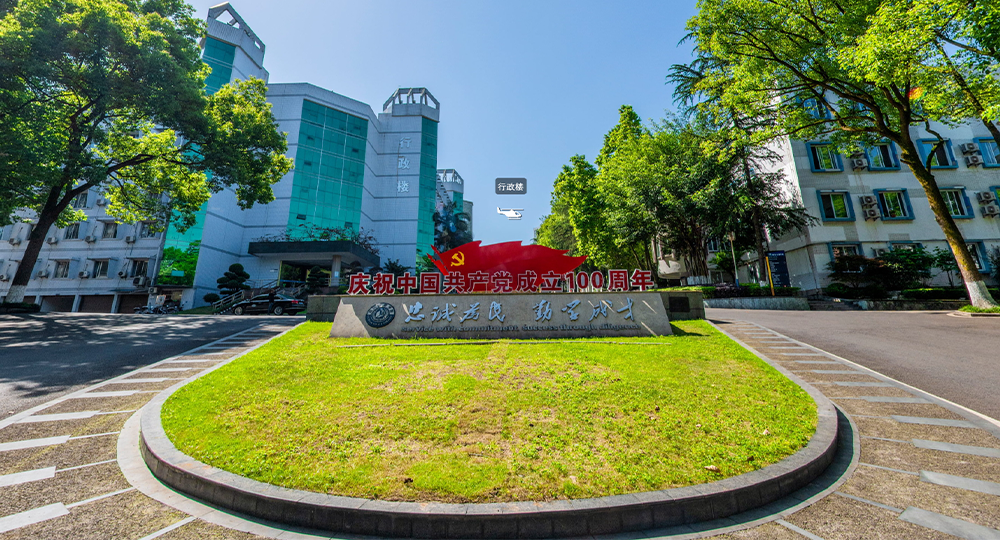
[2,319,1000,539]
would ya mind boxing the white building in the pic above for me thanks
[0,3,473,311]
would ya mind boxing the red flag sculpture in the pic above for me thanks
[429,241,587,292]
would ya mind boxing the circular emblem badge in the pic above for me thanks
[365,302,396,328]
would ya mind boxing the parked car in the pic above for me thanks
[230,294,305,316]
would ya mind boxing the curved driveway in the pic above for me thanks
[708,308,1000,421]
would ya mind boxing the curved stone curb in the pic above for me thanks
[140,331,839,539]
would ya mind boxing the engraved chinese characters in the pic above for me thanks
[401,297,636,326]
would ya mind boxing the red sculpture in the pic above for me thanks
[430,241,587,292]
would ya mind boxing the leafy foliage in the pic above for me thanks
[305,266,328,295]
[156,241,200,286]
[0,0,293,301]
[680,0,997,306]
[382,259,409,278]
[203,293,221,304]
[255,224,381,256]
[216,263,251,297]
[432,201,472,252]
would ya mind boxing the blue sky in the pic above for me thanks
[187,0,699,246]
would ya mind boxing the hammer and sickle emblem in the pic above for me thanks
[451,252,465,267]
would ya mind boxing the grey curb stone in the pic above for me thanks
[139,326,839,539]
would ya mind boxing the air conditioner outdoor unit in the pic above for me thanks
[117,270,128,278]
[983,204,1000,217]
[859,195,877,207]
[36,270,49,278]
[124,235,136,243]
[7,237,20,246]
[873,248,888,257]
[133,276,149,287]
[96,198,107,206]
[46,236,58,245]
[864,208,881,220]
[148,286,158,294]
[965,154,984,167]
[976,191,997,204]
[851,158,867,171]
[84,235,96,243]
[0,274,8,281]
[78,270,91,278]
[959,142,979,154]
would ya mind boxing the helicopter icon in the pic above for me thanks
[497,207,523,220]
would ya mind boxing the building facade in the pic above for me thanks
[766,123,1000,292]
[0,3,473,311]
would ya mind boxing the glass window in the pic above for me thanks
[139,222,156,238]
[981,140,999,165]
[71,192,88,209]
[64,223,80,240]
[832,244,860,258]
[820,192,851,220]
[893,244,918,251]
[54,261,69,279]
[131,259,149,277]
[706,237,722,252]
[967,244,984,271]
[93,260,109,278]
[809,144,840,171]
[868,143,897,169]
[942,190,967,217]
[919,140,954,168]
[879,191,909,219]
[102,222,118,239]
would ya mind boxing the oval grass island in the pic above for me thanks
[142,321,838,538]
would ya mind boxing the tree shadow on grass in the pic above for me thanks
[669,322,708,336]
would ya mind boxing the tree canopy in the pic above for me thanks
[679,0,998,307]
[0,0,293,302]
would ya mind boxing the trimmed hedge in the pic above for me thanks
[900,287,1000,300]
[660,285,800,299]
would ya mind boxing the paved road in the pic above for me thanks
[708,308,1000,421]
[0,313,300,421]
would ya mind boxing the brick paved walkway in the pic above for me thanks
[0,319,998,539]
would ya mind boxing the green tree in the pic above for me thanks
[0,0,293,303]
[382,259,409,278]
[684,0,998,307]
[876,247,935,290]
[304,266,328,295]
[216,263,251,297]
[932,247,960,288]
[432,200,472,251]
[156,241,200,286]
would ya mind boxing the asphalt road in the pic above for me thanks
[0,313,300,421]
[708,308,1000,421]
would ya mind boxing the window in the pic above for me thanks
[801,97,829,119]
[890,243,921,252]
[876,189,913,220]
[830,243,864,272]
[831,244,861,258]
[967,243,984,271]
[917,139,958,169]
[92,260,109,278]
[63,223,80,240]
[807,143,842,172]
[53,261,69,278]
[977,138,999,167]
[866,143,899,170]
[818,191,854,221]
[941,189,973,218]
[706,237,723,252]
[131,259,149,278]
[138,222,156,238]
[71,192,88,209]
[102,222,118,239]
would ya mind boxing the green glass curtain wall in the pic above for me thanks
[287,100,368,237]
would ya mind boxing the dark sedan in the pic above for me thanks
[231,294,305,316]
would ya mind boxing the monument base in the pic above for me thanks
[327,292,674,339]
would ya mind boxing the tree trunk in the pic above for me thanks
[898,139,999,308]
[6,213,58,304]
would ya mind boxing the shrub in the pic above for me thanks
[203,293,221,303]
[824,283,887,300]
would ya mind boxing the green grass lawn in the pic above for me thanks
[959,305,1000,314]
[162,321,817,503]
